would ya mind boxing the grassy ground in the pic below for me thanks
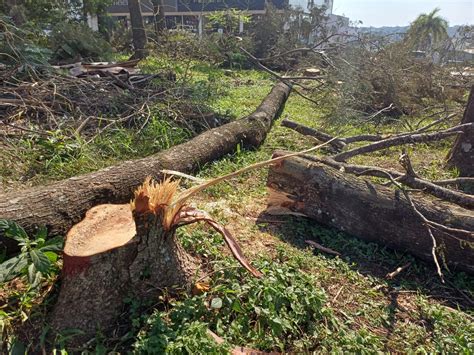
[1,58,473,353]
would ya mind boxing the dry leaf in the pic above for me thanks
[192,282,210,295]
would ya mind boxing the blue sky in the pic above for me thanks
[331,0,473,27]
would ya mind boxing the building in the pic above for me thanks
[289,0,333,14]
[106,0,288,34]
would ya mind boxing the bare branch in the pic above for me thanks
[302,155,474,211]
[434,177,474,186]
[281,119,345,150]
[333,123,472,162]
[239,47,320,106]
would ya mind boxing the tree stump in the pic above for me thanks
[51,179,199,344]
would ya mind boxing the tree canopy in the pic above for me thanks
[406,8,448,51]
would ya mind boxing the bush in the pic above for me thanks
[49,22,113,62]
[0,16,51,66]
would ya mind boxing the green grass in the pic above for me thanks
[1,56,472,354]
[131,221,473,354]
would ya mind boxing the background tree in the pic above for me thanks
[405,8,448,51]
[128,0,148,59]
[151,0,166,38]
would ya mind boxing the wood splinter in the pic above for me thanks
[51,177,260,345]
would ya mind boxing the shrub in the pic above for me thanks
[49,21,113,62]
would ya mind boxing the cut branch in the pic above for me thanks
[239,47,320,105]
[281,119,345,150]
[333,123,472,162]
[434,177,474,186]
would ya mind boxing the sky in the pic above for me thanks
[331,0,473,27]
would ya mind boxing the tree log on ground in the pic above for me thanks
[446,85,474,177]
[281,118,474,209]
[0,82,291,253]
[51,178,260,344]
[266,153,474,274]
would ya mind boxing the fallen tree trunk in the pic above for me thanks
[0,82,291,252]
[266,153,474,274]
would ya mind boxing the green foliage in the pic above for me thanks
[0,220,63,285]
[49,21,113,61]
[135,319,231,354]
[179,228,224,260]
[83,0,114,15]
[248,6,283,59]
[135,258,333,352]
[417,298,474,353]
[206,9,250,34]
[8,0,71,27]
[248,5,298,61]
[135,251,389,353]
[0,16,52,66]
[205,259,332,351]
[5,116,191,185]
[406,8,449,51]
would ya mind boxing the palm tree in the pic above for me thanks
[406,8,448,51]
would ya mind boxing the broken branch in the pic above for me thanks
[333,123,472,162]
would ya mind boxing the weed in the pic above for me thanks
[0,220,62,285]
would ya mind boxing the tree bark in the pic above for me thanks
[446,86,474,177]
[128,0,148,59]
[51,193,198,344]
[0,82,291,253]
[266,153,474,274]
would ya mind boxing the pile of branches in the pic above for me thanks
[1,65,231,149]
[241,30,469,122]
[0,61,212,140]
[0,18,226,143]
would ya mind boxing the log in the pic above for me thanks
[266,153,474,274]
[446,85,474,177]
[51,179,199,344]
[0,82,291,253]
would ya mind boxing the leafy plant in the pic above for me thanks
[49,21,113,61]
[206,9,250,35]
[135,318,231,354]
[136,257,335,352]
[0,220,63,286]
